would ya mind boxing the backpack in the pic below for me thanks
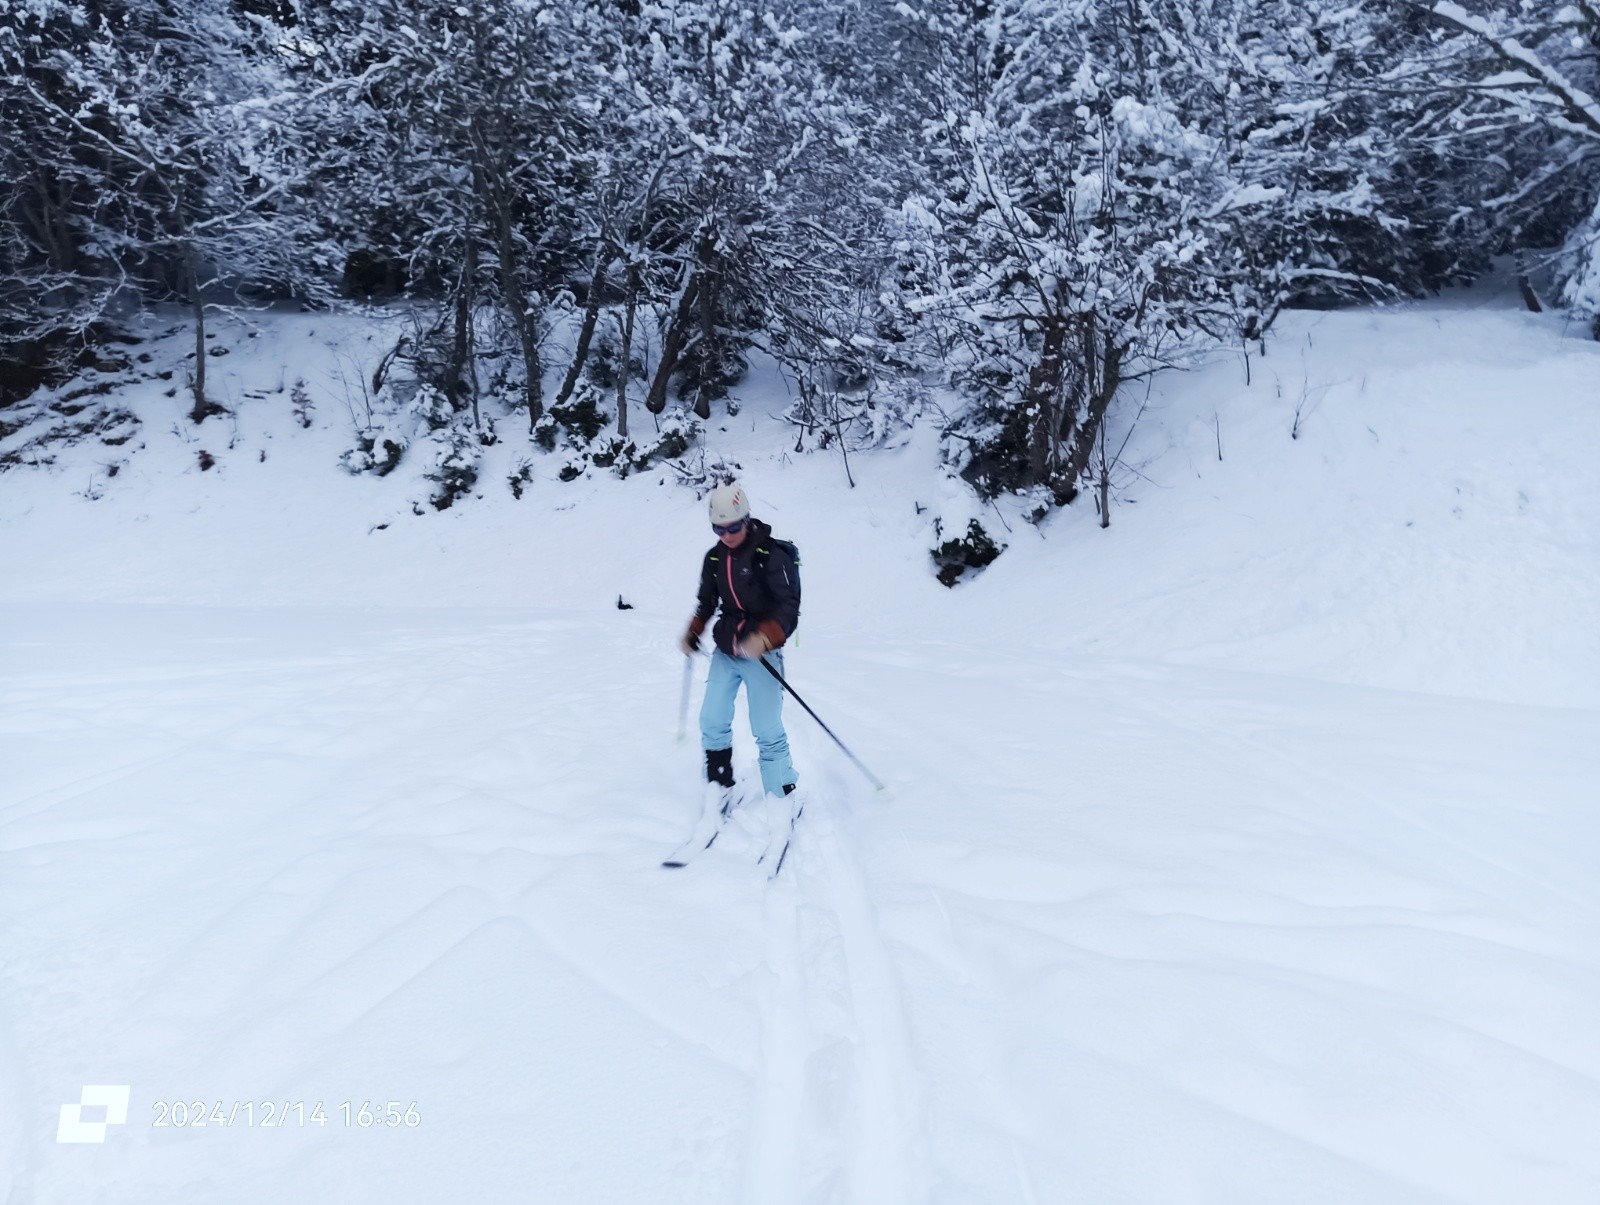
[754,537,801,595]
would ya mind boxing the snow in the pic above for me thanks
[2,283,1599,1203]
[1206,183,1286,216]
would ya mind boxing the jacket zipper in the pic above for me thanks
[727,550,747,644]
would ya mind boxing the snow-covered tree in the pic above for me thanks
[1184,2,1426,337]
[1399,1,1600,331]
[589,0,873,419]
[882,0,1452,519]
[1,0,115,393]
[887,0,1238,512]
[302,0,602,426]
[2,0,331,419]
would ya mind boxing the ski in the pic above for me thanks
[759,790,806,879]
[661,787,739,868]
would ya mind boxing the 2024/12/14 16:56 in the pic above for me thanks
[150,1100,421,1128]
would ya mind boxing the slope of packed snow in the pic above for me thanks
[1,283,1597,1204]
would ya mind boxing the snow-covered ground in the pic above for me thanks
[2,283,1597,1203]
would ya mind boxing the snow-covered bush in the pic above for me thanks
[639,413,697,468]
[340,430,406,478]
[291,380,314,429]
[547,408,699,482]
[556,452,588,483]
[422,428,480,510]
[931,519,1005,588]
[549,385,608,445]
[926,478,1006,586]
[532,414,559,453]
[507,458,535,500]
[410,384,456,434]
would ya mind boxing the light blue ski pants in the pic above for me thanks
[700,648,797,796]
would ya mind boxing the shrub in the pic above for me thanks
[550,385,608,443]
[341,431,405,476]
[931,519,1004,588]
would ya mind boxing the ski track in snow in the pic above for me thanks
[1121,681,1600,925]
[0,614,952,1204]
[830,645,1600,1203]
[742,771,928,1205]
[742,868,808,1204]
[4,614,1598,1202]
[0,995,33,1205]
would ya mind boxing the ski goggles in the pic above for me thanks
[712,518,748,536]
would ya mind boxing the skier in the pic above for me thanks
[679,483,800,799]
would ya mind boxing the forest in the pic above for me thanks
[3,0,1597,528]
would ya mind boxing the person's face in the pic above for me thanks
[713,517,749,548]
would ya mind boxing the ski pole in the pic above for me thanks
[759,656,885,792]
[677,653,694,742]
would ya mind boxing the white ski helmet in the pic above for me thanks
[708,483,750,526]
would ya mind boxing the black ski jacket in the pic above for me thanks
[689,519,800,657]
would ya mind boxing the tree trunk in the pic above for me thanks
[469,135,543,428]
[449,268,472,413]
[488,216,542,427]
[1517,274,1543,314]
[22,172,75,271]
[554,245,616,411]
[186,246,209,424]
[692,248,719,420]
[617,261,639,439]
[1022,312,1070,487]
[645,265,702,415]
[1097,417,1110,529]
[1060,329,1125,492]
[505,270,543,429]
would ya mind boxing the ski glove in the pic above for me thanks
[736,631,771,660]
[680,616,707,657]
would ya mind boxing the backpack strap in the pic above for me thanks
[754,538,800,568]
